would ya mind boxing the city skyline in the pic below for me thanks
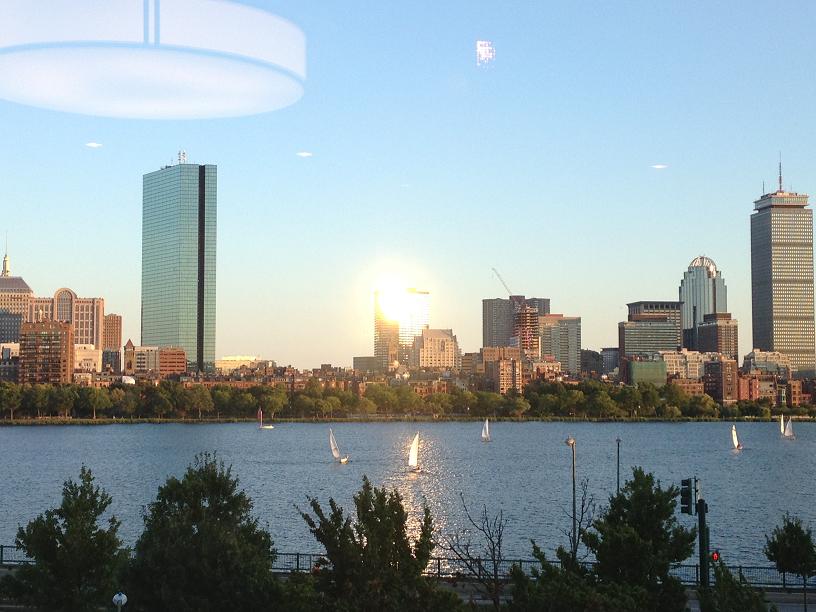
[2,1,816,367]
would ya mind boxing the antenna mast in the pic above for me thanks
[778,152,783,192]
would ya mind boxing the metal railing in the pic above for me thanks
[3,545,815,590]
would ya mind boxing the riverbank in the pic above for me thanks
[0,414,811,426]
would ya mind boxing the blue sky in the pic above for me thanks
[2,0,816,367]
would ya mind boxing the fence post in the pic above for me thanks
[695,564,699,585]
[0,545,4,565]
[296,553,300,571]
[783,571,786,590]
[437,558,441,578]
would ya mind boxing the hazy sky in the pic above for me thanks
[2,1,816,368]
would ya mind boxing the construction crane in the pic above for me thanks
[491,267,514,297]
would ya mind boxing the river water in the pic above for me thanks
[1,421,813,566]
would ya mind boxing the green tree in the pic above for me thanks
[765,514,816,611]
[364,383,398,414]
[0,381,21,419]
[583,467,696,612]
[127,453,279,611]
[698,561,771,612]
[49,385,78,418]
[300,476,461,611]
[509,543,646,611]
[23,383,50,417]
[77,386,112,419]
[0,467,127,611]
[187,384,214,419]
[253,385,288,417]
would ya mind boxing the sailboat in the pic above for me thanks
[784,417,795,439]
[329,428,349,464]
[731,424,743,451]
[408,432,420,471]
[481,418,491,442]
[780,414,785,435]
[257,408,274,430]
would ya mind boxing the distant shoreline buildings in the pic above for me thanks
[2,161,816,411]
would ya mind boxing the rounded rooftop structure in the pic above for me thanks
[689,256,717,275]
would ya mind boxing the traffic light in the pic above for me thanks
[711,550,720,563]
[680,478,694,515]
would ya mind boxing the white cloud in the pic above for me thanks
[296,151,313,158]
[85,142,103,148]
[651,163,668,169]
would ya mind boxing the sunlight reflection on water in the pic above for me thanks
[0,421,813,565]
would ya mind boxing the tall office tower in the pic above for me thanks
[28,289,105,348]
[482,296,550,347]
[103,313,122,351]
[19,320,74,384]
[0,250,33,342]
[697,313,738,361]
[627,301,682,347]
[679,256,727,349]
[539,314,582,375]
[142,160,217,372]
[751,170,816,377]
[373,287,430,368]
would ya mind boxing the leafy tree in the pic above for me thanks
[49,385,78,418]
[142,385,172,418]
[0,381,21,419]
[187,384,214,419]
[698,561,771,612]
[0,467,127,611]
[509,543,646,611]
[253,385,288,417]
[765,514,816,611]
[684,394,720,418]
[582,467,696,612]
[127,453,279,611]
[77,386,111,419]
[300,476,461,611]
[23,384,50,417]
[364,383,398,414]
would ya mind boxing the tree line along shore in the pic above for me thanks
[1,378,814,423]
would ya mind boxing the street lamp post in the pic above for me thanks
[616,437,621,494]
[565,436,576,554]
[112,592,127,612]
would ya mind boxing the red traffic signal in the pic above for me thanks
[711,550,720,562]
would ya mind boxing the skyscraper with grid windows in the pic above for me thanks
[750,169,815,377]
[142,160,216,372]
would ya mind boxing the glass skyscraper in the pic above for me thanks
[142,162,217,372]
[679,256,727,349]
[373,288,430,368]
[750,178,815,377]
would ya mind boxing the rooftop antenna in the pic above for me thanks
[762,180,765,194]
[778,152,783,192]
[178,149,187,164]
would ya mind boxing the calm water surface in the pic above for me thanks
[1,421,813,565]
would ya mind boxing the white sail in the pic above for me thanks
[784,417,795,439]
[731,425,740,449]
[408,433,419,469]
[329,429,341,460]
[481,419,490,442]
[780,414,785,435]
